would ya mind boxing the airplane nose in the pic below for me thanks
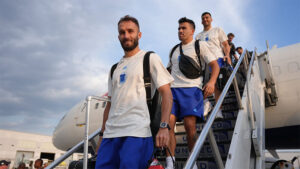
[52,117,65,150]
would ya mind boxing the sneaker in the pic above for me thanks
[203,99,212,117]
[165,156,175,169]
[215,109,224,119]
[165,166,174,169]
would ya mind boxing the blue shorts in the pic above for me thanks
[95,137,153,169]
[171,87,204,121]
[209,58,226,72]
[217,58,225,68]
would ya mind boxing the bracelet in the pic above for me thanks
[99,132,103,137]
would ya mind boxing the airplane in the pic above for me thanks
[264,43,300,150]
[51,42,300,169]
[52,94,106,152]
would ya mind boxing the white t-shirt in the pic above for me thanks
[168,39,216,89]
[105,50,174,138]
[195,27,228,59]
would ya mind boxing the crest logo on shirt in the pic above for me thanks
[205,36,209,41]
[119,66,127,84]
[120,73,126,84]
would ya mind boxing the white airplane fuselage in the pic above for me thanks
[52,98,105,151]
[265,43,300,129]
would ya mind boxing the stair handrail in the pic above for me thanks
[245,49,257,131]
[45,127,102,169]
[184,50,251,169]
[46,95,108,169]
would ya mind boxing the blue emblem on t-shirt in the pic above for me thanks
[178,55,181,62]
[120,73,126,84]
[205,36,209,41]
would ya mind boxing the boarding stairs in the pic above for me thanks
[163,89,244,169]
[46,45,277,169]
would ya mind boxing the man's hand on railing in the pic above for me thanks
[203,81,215,98]
[223,54,232,65]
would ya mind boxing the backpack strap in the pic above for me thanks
[168,44,180,70]
[143,51,155,112]
[195,39,207,84]
[194,39,203,71]
[110,63,118,79]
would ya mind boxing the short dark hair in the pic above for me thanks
[236,46,243,50]
[201,12,211,17]
[227,33,235,37]
[178,17,195,30]
[118,15,140,30]
[35,159,43,165]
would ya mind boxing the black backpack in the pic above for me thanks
[110,51,161,142]
[168,39,205,79]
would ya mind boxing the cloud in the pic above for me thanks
[0,89,23,104]
[0,0,113,134]
[0,0,254,135]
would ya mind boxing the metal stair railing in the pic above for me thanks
[245,50,257,132]
[184,50,251,169]
[46,95,108,169]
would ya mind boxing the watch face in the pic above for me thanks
[160,122,167,128]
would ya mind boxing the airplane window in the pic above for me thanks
[95,103,99,109]
[102,101,106,108]
[81,103,87,112]
[288,62,300,73]
[273,66,281,75]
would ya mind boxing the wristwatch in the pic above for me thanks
[160,122,171,130]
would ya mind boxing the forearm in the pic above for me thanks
[156,84,172,147]
[158,84,173,124]
[208,61,219,84]
[96,100,111,153]
[223,42,230,57]
[101,101,111,132]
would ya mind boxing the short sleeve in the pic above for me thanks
[199,41,217,64]
[149,53,174,89]
[218,27,228,43]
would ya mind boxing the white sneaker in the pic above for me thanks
[165,156,175,169]
[203,99,212,117]
[192,163,198,169]
[216,109,224,119]
[165,166,174,169]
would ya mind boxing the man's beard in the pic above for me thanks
[120,36,139,52]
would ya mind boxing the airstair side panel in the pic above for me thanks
[225,56,266,169]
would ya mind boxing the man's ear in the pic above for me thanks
[138,31,142,39]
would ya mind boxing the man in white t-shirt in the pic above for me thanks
[195,12,232,118]
[95,15,174,169]
[165,17,219,169]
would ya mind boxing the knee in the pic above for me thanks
[184,124,196,136]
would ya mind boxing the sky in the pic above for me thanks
[0,0,299,136]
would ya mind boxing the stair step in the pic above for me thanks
[175,131,233,144]
[209,96,239,105]
[157,158,226,169]
[174,143,230,158]
[175,120,236,132]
